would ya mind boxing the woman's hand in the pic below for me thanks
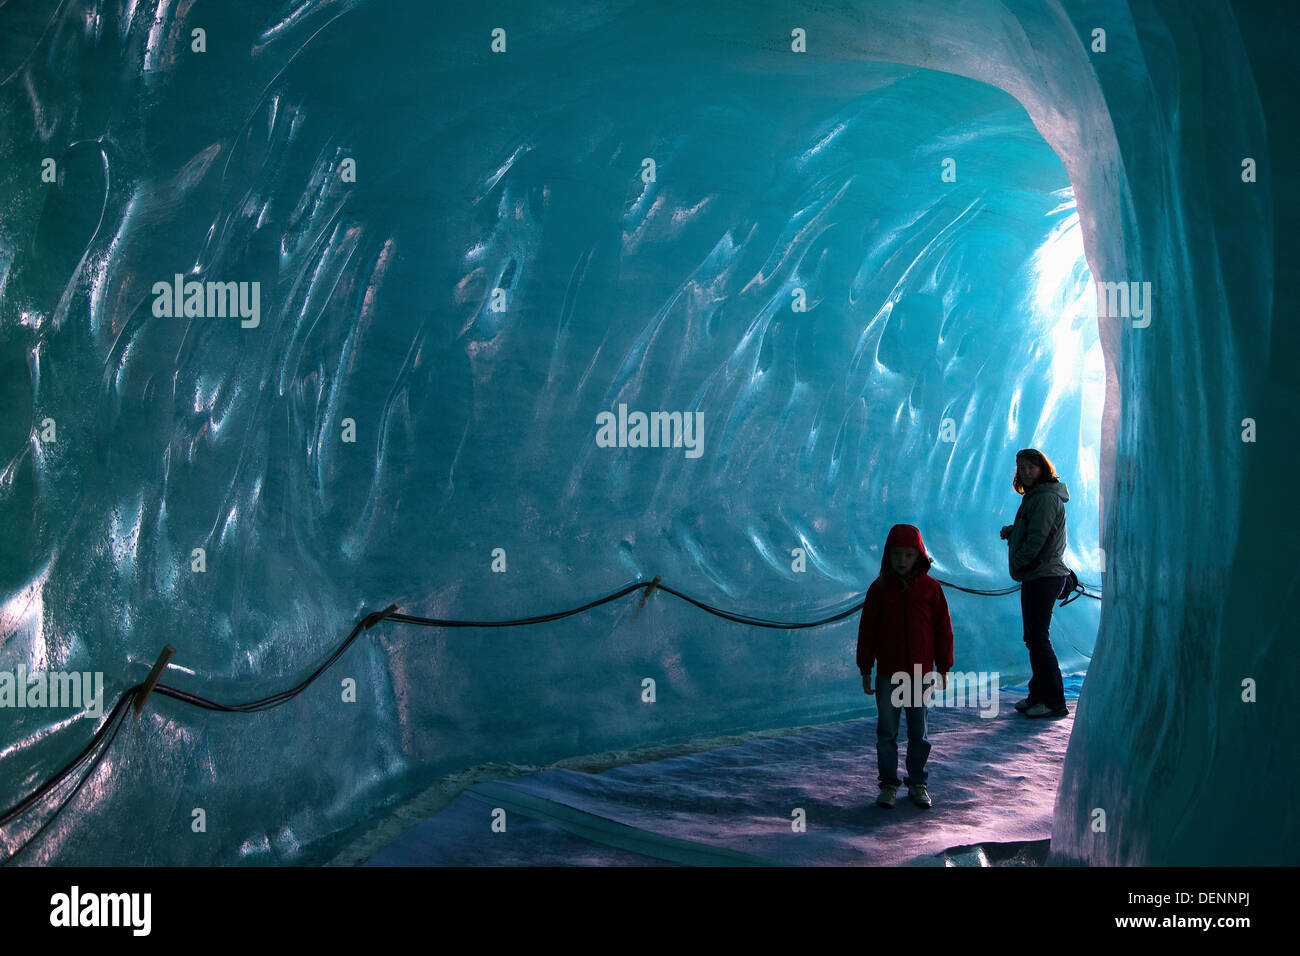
[862,675,873,694]
[999,525,1014,540]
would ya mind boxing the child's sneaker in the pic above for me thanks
[876,784,899,809]
[908,784,932,808]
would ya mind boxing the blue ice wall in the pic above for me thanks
[0,0,1290,866]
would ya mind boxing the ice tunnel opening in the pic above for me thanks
[517,59,1113,751]
[723,61,1111,696]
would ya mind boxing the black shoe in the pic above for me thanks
[1013,697,1038,712]
[1024,702,1070,719]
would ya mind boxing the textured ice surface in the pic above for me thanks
[0,0,1291,866]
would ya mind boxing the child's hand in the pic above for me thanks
[935,672,947,691]
[862,675,873,694]
[999,525,1014,540]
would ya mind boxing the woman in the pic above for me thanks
[999,449,1071,718]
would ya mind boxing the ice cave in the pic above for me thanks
[0,0,1293,868]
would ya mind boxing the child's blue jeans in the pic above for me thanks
[875,681,930,788]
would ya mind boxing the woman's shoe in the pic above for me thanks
[1024,702,1070,718]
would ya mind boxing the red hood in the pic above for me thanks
[880,524,932,580]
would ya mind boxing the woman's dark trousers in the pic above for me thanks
[1020,575,1069,709]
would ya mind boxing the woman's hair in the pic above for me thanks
[1012,448,1059,494]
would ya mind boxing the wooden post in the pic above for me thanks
[637,576,662,614]
[134,645,176,715]
[363,603,399,629]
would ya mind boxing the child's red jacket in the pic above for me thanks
[856,524,954,678]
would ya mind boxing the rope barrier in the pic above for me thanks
[0,572,1101,861]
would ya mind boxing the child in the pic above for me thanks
[857,524,954,809]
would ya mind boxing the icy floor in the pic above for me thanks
[364,676,1082,866]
